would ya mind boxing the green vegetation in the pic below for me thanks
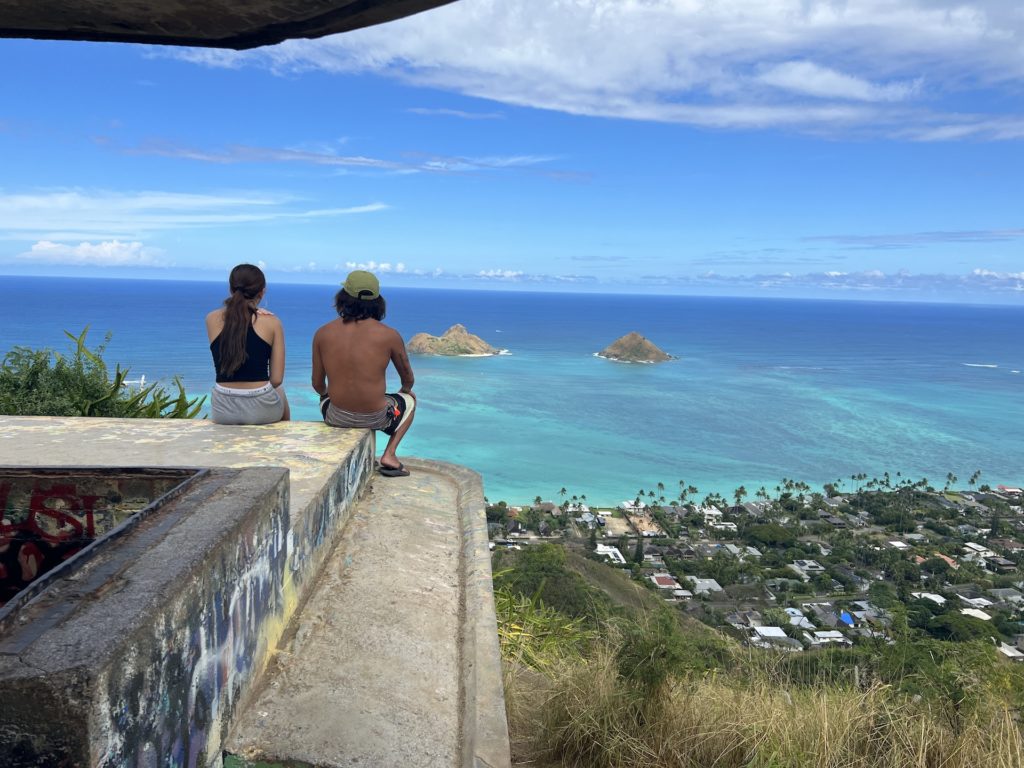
[0,328,204,419]
[496,536,1024,767]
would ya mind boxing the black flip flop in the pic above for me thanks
[378,461,410,477]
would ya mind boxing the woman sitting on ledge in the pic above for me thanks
[206,263,290,425]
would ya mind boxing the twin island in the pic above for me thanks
[407,325,675,363]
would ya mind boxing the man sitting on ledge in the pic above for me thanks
[312,270,416,477]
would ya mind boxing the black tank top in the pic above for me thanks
[210,325,273,383]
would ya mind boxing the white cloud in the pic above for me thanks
[807,228,1024,248]
[757,61,921,102]
[0,189,386,240]
[345,260,407,274]
[127,139,555,175]
[646,268,1024,296]
[407,107,505,120]
[166,0,1024,139]
[17,240,165,267]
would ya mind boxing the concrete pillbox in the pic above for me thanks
[0,466,289,768]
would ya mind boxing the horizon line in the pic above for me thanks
[2,270,1024,309]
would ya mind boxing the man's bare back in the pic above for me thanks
[312,317,414,414]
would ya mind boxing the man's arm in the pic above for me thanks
[311,330,327,396]
[390,332,415,394]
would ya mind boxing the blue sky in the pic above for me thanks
[1,0,1023,301]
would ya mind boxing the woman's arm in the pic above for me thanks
[269,317,286,388]
[204,309,223,343]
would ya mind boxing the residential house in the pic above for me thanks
[749,626,803,651]
[911,592,947,606]
[961,608,992,621]
[803,602,842,628]
[595,544,626,565]
[789,559,826,581]
[689,577,724,596]
[619,499,648,513]
[701,507,723,525]
[650,572,682,591]
[987,587,1024,607]
[986,556,1017,574]
[804,630,852,647]
[998,643,1024,662]
[726,609,763,630]
[989,538,1024,555]
[784,607,815,630]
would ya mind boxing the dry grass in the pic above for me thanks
[506,646,1024,768]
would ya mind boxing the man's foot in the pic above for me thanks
[378,460,410,477]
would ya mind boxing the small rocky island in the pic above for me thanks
[596,332,674,363]
[407,324,503,356]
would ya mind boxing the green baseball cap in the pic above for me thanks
[342,270,380,300]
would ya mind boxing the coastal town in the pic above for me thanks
[487,476,1024,659]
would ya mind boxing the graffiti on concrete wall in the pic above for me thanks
[95,480,289,768]
[0,474,185,604]
[289,433,374,585]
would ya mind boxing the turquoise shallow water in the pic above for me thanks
[1,277,1021,505]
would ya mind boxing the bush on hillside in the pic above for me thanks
[493,543,610,622]
[0,327,204,419]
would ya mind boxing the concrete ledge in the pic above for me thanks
[0,467,288,767]
[0,417,378,767]
[405,460,511,768]
[226,459,510,768]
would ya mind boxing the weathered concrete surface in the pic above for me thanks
[0,0,459,49]
[0,416,376,767]
[0,467,288,767]
[227,459,510,768]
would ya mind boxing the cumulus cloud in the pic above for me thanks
[345,260,407,274]
[166,0,1024,139]
[0,189,386,240]
[17,240,165,267]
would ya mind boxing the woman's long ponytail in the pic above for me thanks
[218,264,266,377]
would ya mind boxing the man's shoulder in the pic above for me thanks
[313,318,340,336]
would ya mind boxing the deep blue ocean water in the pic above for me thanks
[1,276,1021,505]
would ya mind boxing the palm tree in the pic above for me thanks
[559,486,567,500]
[969,470,981,489]
[734,485,747,507]
[533,495,542,506]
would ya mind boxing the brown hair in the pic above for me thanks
[218,264,266,377]
[334,289,386,323]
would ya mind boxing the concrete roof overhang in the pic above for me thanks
[0,0,458,49]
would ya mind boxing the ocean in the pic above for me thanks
[1,276,1021,505]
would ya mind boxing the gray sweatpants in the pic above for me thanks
[210,383,285,425]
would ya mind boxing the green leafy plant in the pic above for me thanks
[0,327,205,419]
